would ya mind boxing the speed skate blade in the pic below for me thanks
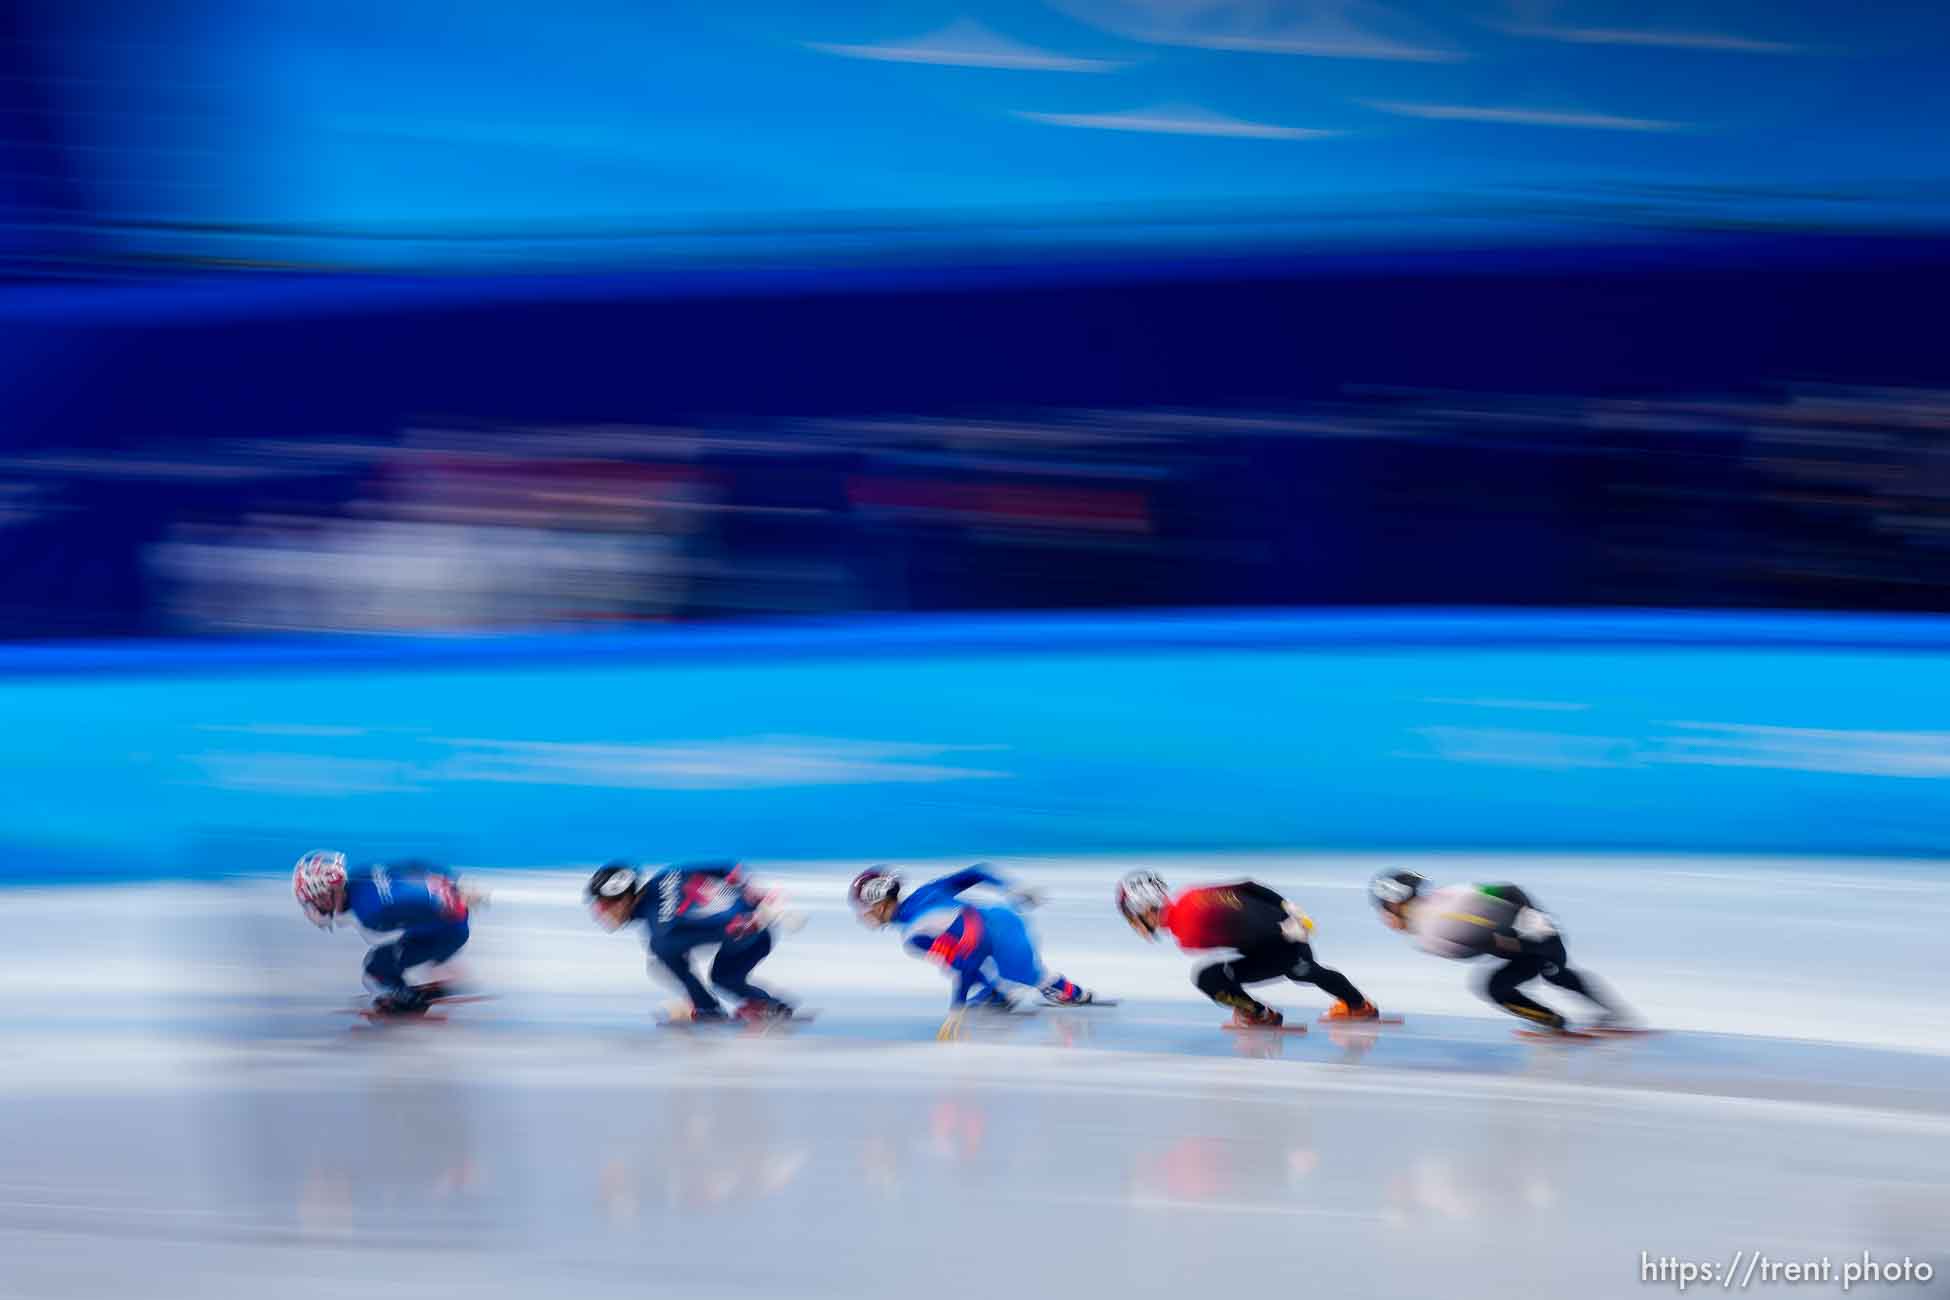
[1222,1022,1307,1035]
[1318,1013,1404,1025]
[348,1009,451,1027]
[657,1012,817,1030]
[1513,1028,1600,1042]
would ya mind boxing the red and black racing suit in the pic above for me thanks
[1160,881,1367,1018]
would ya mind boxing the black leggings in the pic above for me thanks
[1194,940,1365,1015]
[1480,937,1617,1029]
[649,929,776,1014]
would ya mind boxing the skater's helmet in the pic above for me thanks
[848,867,901,915]
[586,860,641,902]
[585,860,643,930]
[1116,871,1171,937]
[293,849,348,929]
[1369,868,1426,911]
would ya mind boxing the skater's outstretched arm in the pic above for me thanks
[939,865,1053,916]
[934,864,1008,897]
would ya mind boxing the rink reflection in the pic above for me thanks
[597,1086,812,1221]
[1,997,1947,1300]
[0,1044,1945,1300]
[294,1085,487,1238]
[1131,1133,1320,1204]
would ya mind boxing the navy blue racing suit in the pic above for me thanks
[630,861,779,1015]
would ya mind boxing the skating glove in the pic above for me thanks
[756,890,807,934]
[1279,902,1316,943]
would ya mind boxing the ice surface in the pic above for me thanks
[2,855,1946,1299]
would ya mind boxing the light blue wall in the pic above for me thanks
[4,612,1946,881]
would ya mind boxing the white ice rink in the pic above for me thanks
[2,854,1946,1299]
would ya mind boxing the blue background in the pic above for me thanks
[17,0,1950,266]
[6,611,1946,881]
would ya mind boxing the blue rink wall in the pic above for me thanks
[4,610,1948,882]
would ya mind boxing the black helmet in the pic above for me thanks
[586,860,642,902]
[1369,868,1426,909]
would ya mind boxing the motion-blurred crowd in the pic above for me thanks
[6,385,1949,637]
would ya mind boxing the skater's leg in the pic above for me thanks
[1539,943,1629,1020]
[976,904,1092,1004]
[1283,941,1368,1009]
[365,921,470,1005]
[396,919,469,973]
[1481,955,1565,1029]
[649,932,724,1015]
[363,940,409,996]
[361,926,463,1012]
[1549,969,1629,1022]
[708,930,779,1003]
[1195,945,1290,1018]
[975,906,1045,986]
[1194,959,1261,1015]
[962,962,1015,1011]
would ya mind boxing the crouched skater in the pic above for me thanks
[1369,869,1633,1034]
[587,859,798,1024]
[1116,871,1380,1028]
[293,849,480,1017]
[849,863,1102,1040]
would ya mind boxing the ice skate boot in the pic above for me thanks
[734,998,796,1024]
[1226,1003,1283,1029]
[1039,977,1094,1006]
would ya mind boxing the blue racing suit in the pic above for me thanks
[892,866,1079,1009]
[344,860,471,995]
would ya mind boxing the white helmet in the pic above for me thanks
[293,850,348,929]
[849,868,901,911]
[1116,871,1170,938]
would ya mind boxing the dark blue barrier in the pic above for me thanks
[9,236,1950,452]
[2,610,1947,882]
[7,237,1950,636]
